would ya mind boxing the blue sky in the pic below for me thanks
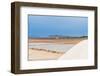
[28,15,88,38]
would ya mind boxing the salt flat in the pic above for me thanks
[28,38,86,60]
[29,43,75,53]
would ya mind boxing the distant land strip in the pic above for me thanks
[29,35,88,39]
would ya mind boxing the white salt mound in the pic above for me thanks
[59,40,88,60]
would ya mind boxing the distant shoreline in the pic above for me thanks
[29,35,87,38]
[29,36,88,39]
[29,37,87,39]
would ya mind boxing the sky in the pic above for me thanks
[28,15,88,38]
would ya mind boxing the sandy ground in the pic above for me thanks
[28,38,87,60]
[29,48,63,60]
[28,38,86,44]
